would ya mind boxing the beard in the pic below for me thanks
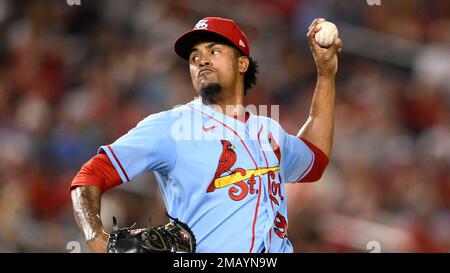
[199,83,223,103]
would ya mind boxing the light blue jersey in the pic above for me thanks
[99,98,315,253]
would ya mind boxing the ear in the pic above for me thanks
[238,56,250,73]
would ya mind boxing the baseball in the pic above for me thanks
[314,21,338,47]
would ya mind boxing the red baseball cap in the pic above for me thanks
[174,17,250,60]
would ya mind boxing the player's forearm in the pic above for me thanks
[71,186,109,253]
[297,74,335,157]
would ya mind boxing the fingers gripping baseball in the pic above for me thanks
[307,18,343,76]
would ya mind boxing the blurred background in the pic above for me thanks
[0,0,448,252]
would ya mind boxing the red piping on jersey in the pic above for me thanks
[107,145,130,182]
[257,125,272,247]
[189,105,262,253]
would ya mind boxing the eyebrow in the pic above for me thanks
[190,42,222,54]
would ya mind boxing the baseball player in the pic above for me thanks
[70,17,343,253]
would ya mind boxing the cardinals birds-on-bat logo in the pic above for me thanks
[206,136,282,194]
[206,140,241,192]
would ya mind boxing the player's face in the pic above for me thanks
[189,42,241,94]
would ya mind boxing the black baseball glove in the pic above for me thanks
[106,215,196,253]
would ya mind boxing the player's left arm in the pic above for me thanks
[297,18,343,158]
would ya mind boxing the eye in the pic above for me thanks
[190,55,199,62]
[211,49,221,55]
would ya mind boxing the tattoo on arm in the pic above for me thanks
[71,186,104,243]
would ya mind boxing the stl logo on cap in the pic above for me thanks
[174,17,250,59]
[194,19,208,30]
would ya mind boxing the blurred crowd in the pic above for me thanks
[0,0,448,252]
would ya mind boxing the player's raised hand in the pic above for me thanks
[307,18,343,77]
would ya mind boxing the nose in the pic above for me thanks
[198,55,211,67]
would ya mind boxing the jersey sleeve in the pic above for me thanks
[70,153,122,194]
[282,133,315,183]
[99,112,176,183]
[281,129,330,183]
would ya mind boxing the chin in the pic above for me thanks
[200,79,216,88]
[199,83,223,103]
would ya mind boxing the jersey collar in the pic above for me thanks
[189,97,253,125]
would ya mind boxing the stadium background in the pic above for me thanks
[0,0,448,252]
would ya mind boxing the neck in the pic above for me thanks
[201,87,245,117]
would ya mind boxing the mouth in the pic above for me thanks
[198,68,215,77]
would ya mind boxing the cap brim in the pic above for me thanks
[174,30,239,60]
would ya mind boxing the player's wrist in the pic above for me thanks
[317,70,336,80]
[87,230,109,253]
